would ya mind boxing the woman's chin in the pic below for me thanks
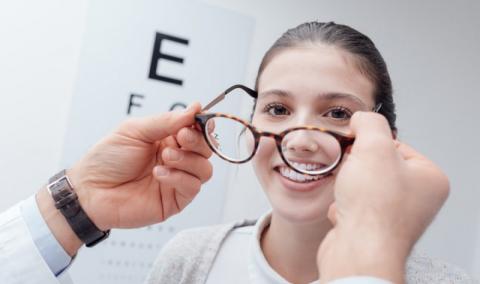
[265,172,334,222]
[269,192,333,225]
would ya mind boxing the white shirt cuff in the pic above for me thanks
[20,195,72,276]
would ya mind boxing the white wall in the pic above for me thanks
[1,0,479,279]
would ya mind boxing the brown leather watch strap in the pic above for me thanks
[48,170,110,247]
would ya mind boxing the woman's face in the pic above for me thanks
[252,45,375,223]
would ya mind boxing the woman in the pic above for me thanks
[146,22,472,284]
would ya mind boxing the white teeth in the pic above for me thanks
[291,162,321,171]
[279,166,321,183]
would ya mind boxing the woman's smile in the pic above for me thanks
[274,165,333,192]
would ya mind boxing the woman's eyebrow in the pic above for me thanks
[258,89,369,109]
[258,89,292,100]
[318,92,368,109]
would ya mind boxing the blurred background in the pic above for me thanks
[0,0,479,282]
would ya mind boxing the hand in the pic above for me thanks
[37,103,212,255]
[317,112,449,283]
[69,102,212,230]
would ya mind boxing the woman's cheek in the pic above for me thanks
[251,140,276,186]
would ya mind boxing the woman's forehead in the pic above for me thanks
[257,46,375,107]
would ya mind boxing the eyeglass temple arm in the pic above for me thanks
[370,103,396,139]
[373,103,382,113]
[202,92,226,111]
[201,85,257,112]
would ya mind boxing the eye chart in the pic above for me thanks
[60,1,253,283]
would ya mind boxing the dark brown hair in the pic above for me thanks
[254,21,397,131]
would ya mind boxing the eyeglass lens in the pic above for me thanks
[204,116,255,162]
[281,129,341,175]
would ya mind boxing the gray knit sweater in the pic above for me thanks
[146,220,475,284]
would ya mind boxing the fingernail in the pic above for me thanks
[155,165,169,177]
[183,103,195,113]
[166,148,183,161]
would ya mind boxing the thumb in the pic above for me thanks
[349,112,395,155]
[118,102,202,143]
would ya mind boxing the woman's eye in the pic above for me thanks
[263,103,290,116]
[324,107,352,120]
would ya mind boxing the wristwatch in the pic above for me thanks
[47,170,110,247]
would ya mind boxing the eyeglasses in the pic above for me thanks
[195,85,382,176]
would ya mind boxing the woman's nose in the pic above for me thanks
[284,131,320,153]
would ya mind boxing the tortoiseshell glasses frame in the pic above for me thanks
[195,84,382,176]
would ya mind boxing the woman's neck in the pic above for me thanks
[260,213,332,284]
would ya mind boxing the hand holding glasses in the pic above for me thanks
[195,85,382,176]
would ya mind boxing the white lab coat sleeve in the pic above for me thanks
[0,201,72,284]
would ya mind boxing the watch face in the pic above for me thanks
[49,176,75,201]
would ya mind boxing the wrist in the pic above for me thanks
[319,225,410,283]
[36,186,83,257]
[67,167,111,231]
[65,167,107,231]
[47,169,110,247]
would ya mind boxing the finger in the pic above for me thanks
[395,141,428,161]
[207,118,216,134]
[349,112,395,154]
[327,203,337,226]
[153,166,202,207]
[162,147,213,183]
[118,102,202,143]
[176,127,213,158]
[156,135,180,163]
[396,142,448,190]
